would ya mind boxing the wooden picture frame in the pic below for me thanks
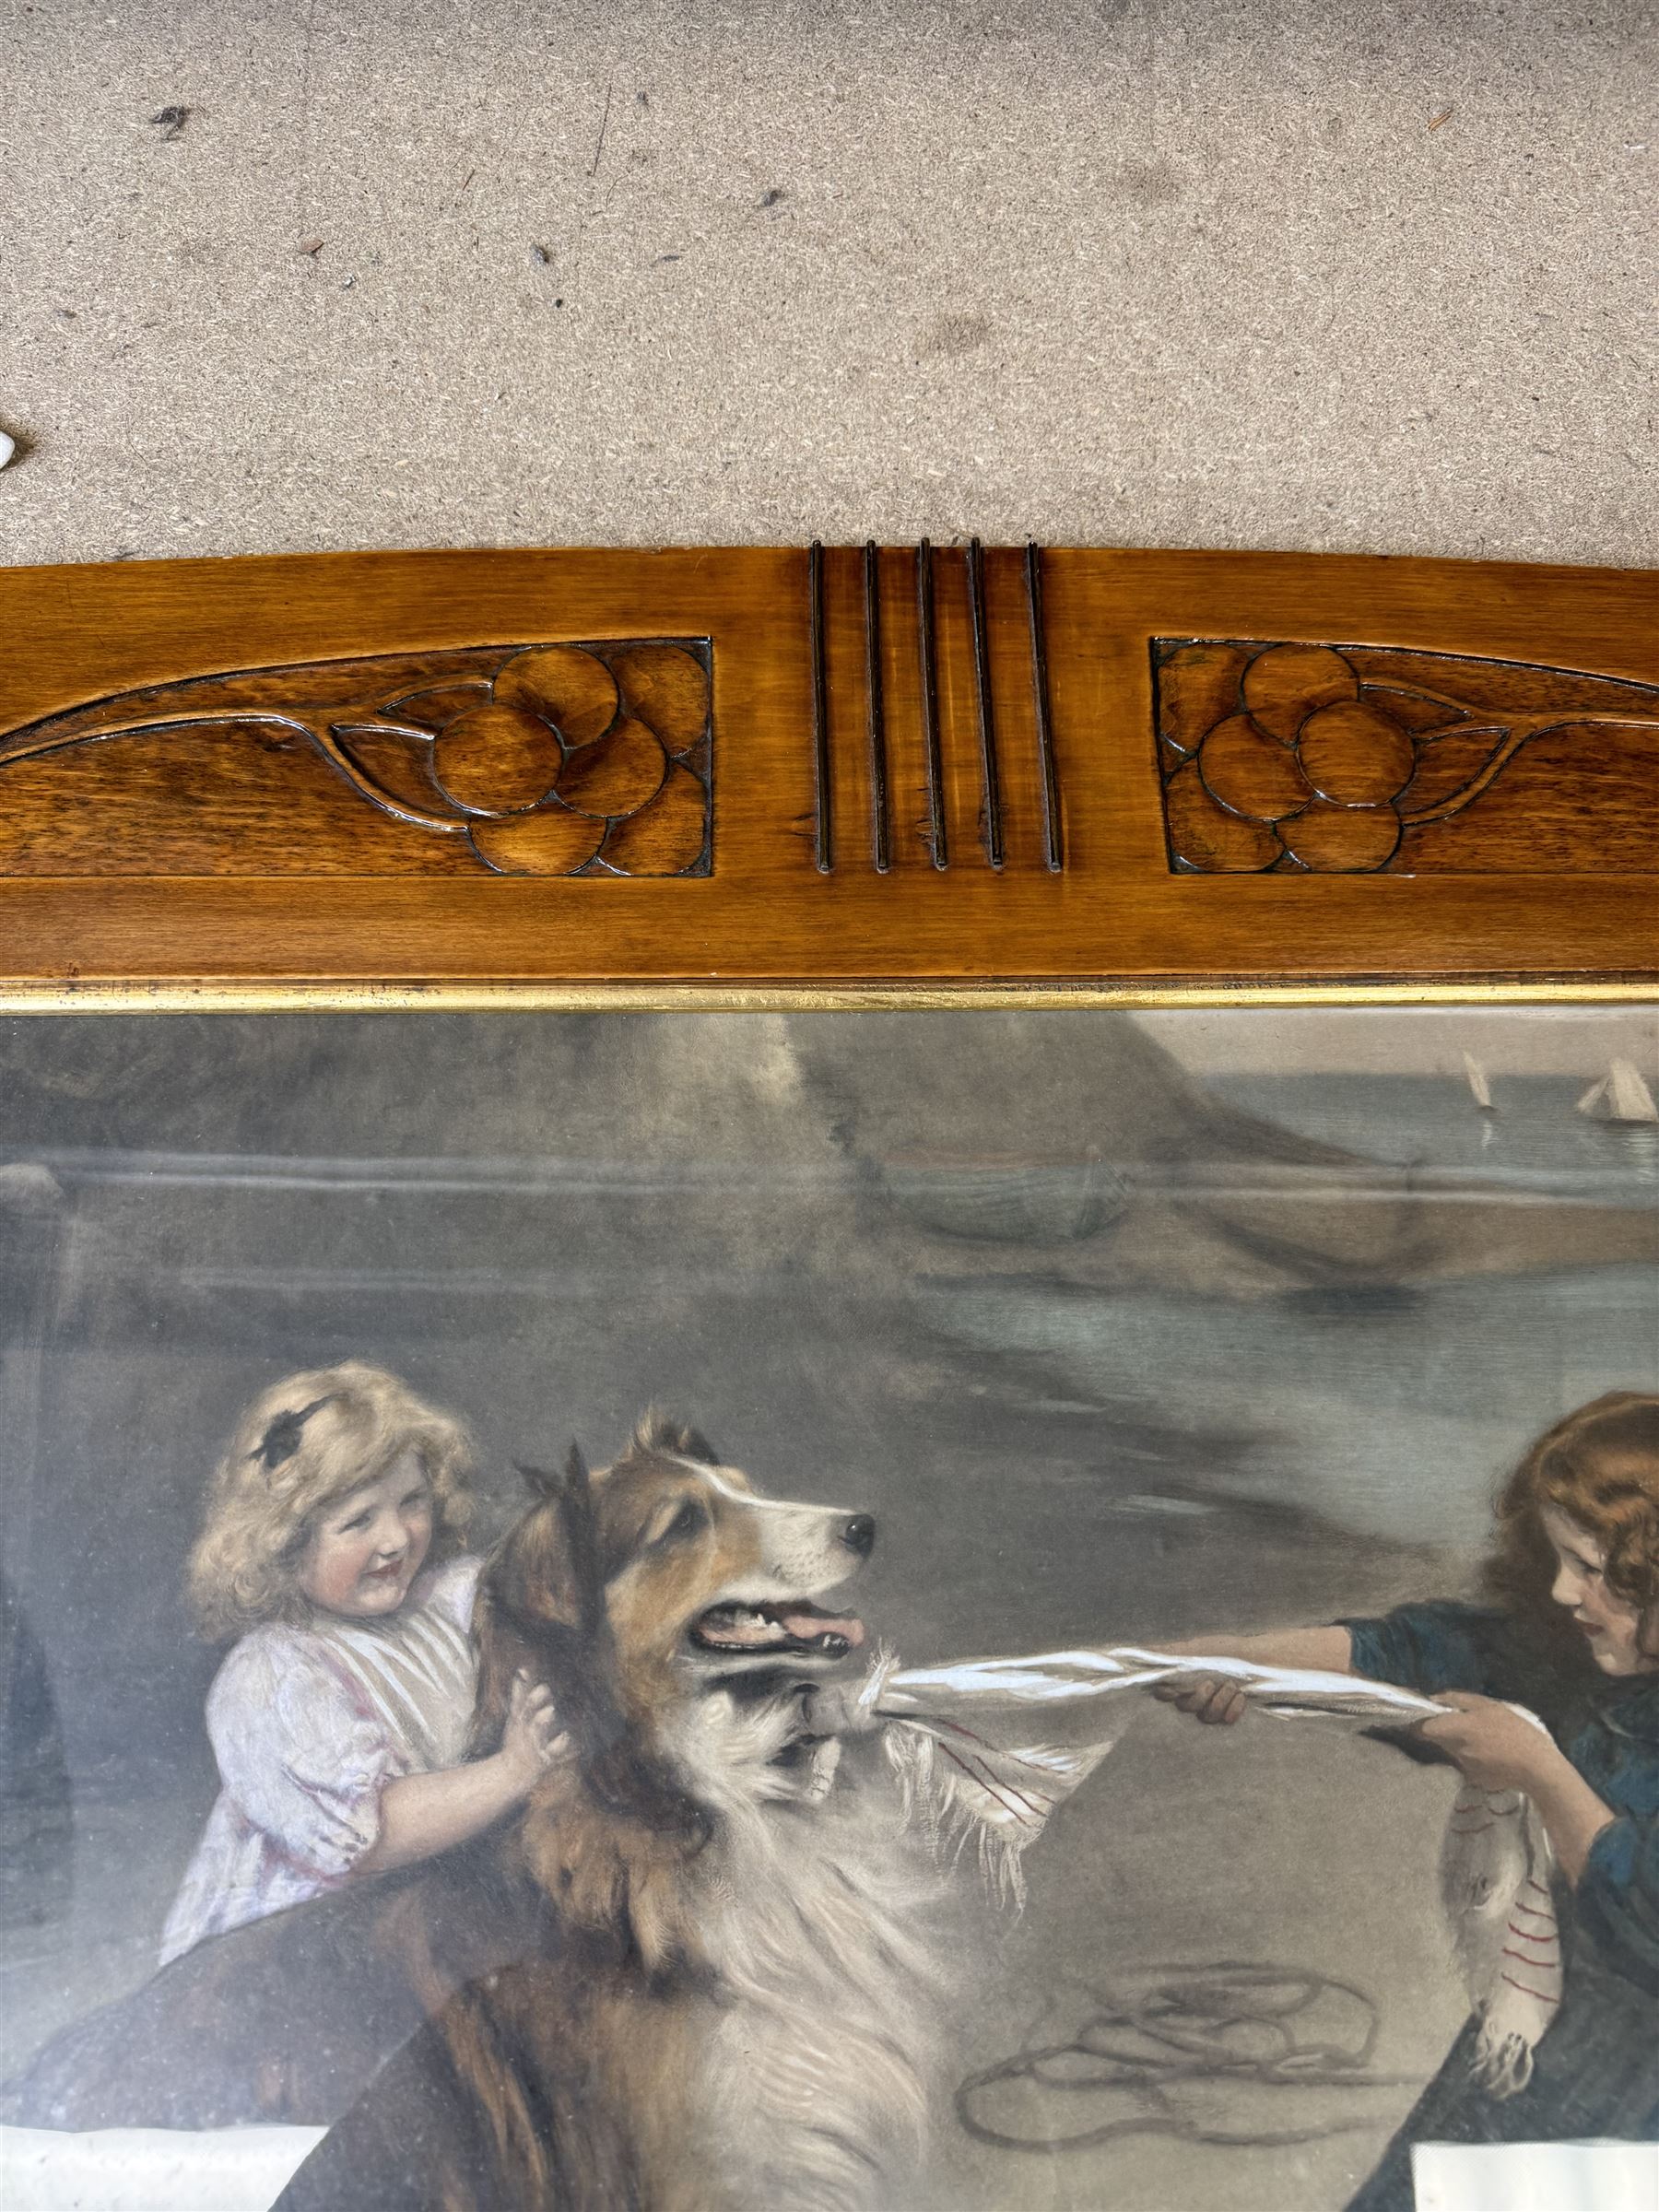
[0,543,1653,1004]
[0,547,1654,2212]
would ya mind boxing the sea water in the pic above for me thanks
[912,1076,1658,1558]
[1219,1070,1659,1188]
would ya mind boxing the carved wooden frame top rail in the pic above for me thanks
[0,544,1652,1000]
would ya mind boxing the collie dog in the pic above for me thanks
[4,1419,959,2211]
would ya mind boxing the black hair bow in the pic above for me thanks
[250,1394,335,1473]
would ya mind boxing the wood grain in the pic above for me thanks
[0,640,712,877]
[0,545,1652,994]
[1155,639,1659,873]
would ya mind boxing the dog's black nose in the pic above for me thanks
[841,1513,877,1558]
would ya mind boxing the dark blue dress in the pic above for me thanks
[1339,1600,1659,2212]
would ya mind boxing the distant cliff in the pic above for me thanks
[794,1013,1659,1294]
[3,1010,1652,1300]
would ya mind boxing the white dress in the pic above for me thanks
[159,1555,481,1964]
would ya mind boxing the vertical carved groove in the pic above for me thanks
[915,539,947,870]
[808,539,831,873]
[863,541,892,874]
[1025,541,1063,873]
[967,538,1005,870]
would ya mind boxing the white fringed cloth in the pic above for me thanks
[834,1645,1560,2099]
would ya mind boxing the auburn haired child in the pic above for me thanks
[1162,1390,1659,2208]
[161,1362,559,1964]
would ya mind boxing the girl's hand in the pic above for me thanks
[499,1669,568,1794]
[1153,1673,1249,1725]
[1414,1692,1564,1794]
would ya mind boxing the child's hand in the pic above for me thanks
[1153,1672,1249,1725]
[1414,1692,1560,1794]
[500,1669,568,1793]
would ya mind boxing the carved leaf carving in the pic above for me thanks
[0,641,712,877]
[1154,640,1659,874]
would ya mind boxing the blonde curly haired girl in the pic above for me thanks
[162,1363,560,1964]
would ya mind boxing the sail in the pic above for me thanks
[1578,1060,1659,1124]
[1609,1060,1658,1122]
[1463,1053,1494,1110]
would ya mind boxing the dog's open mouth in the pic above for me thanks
[690,1600,865,1659]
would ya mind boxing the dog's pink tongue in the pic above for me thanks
[778,1607,865,1647]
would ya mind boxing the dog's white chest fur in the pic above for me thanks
[668,1692,955,2212]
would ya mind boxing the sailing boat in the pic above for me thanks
[1576,1059,1659,1125]
[1463,1052,1498,1114]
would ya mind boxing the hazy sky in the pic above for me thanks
[1134,1006,1659,1076]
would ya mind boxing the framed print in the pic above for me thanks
[0,547,1654,2212]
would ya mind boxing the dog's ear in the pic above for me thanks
[491,1447,603,1632]
[472,1439,629,1762]
[473,1452,594,1747]
[516,1460,562,1500]
[556,1441,606,1640]
[628,1411,721,1466]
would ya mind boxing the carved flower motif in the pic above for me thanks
[339,641,712,876]
[1159,644,1420,873]
[0,637,713,880]
[1156,640,1659,876]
